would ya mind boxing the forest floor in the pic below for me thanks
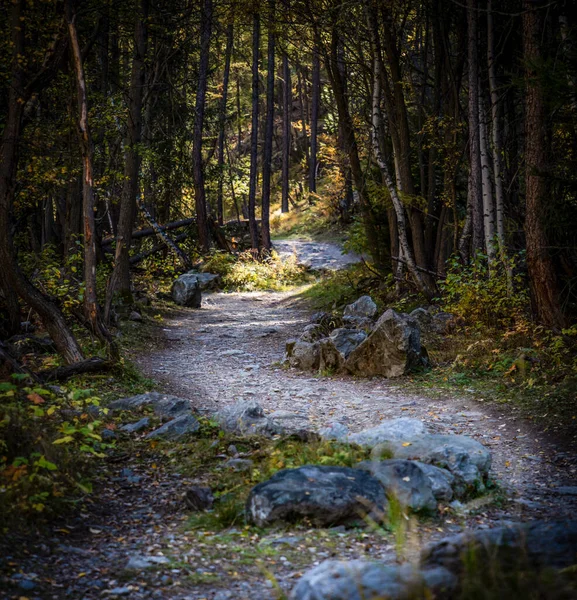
[2,240,577,600]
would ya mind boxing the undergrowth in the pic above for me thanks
[0,376,115,527]
[201,249,312,291]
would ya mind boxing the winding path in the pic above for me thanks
[3,241,575,600]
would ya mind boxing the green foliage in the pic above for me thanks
[201,250,311,291]
[301,264,381,311]
[20,242,86,315]
[439,252,529,329]
[0,377,114,526]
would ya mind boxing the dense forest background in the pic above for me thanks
[1,0,576,363]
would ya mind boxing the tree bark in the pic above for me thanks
[192,0,213,252]
[487,0,506,251]
[66,0,114,351]
[369,33,434,299]
[106,0,149,319]
[462,0,484,257]
[217,22,233,226]
[281,51,292,213]
[522,0,566,328]
[248,12,261,252]
[309,45,320,194]
[479,90,496,261]
[261,0,276,251]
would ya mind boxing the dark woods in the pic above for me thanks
[0,0,576,366]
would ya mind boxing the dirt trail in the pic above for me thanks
[140,288,577,520]
[3,242,576,600]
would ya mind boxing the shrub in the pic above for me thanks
[0,376,113,527]
[439,252,530,329]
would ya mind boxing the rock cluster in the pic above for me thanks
[109,392,199,440]
[291,521,577,599]
[243,413,491,525]
[285,296,441,378]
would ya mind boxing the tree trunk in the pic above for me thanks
[522,0,566,328]
[369,36,434,299]
[281,52,292,213]
[487,0,506,251]
[217,23,233,226]
[106,0,148,319]
[66,0,114,350]
[479,90,496,261]
[192,0,213,252]
[261,0,276,251]
[0,0,83,363]
[248,12,261,252]
[309,45,320,194]
[463,0,484,256]
[324,28,384,269]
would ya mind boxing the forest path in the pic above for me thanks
[4,244,576,600]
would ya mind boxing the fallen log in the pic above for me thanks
[38,357,114,382]
[136,200,193,270]
[129,233,188,265]
[102,217,195,246]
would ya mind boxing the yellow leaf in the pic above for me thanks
[53,435,74,445]
[402,442,412,447]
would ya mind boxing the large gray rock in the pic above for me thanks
[186,271,220,290]
[372,434,491,495]
[246,465,387,527]
[172,274,202,307]
[290,560,456,600]
[356,459,437,512]
[345,310,429,378]
[215,401,283,437]
[329,328,367,358]
[421,521,577,575]
[343,296,378,319]
[286,340,321,371]
[348,418,427,448]
[109,392,193,419]
[146,414,200,440]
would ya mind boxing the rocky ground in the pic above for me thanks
[2,241,576,600]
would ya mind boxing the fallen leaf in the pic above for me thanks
[402,442,412,447]
[27,393,44,405]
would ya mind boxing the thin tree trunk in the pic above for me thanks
[248,12,261,252]
[0,0,83,363]
[192,0,213,251]
[324,28,384,269]
[522,1,566,328]
[281,52,292,213]
[106,0,148,319]
[369,45,434,299]
[487,0,506,251]
[309,45,320,194]
[217,23,233,225]
[261,0,276,251]
[479,90,495,261]
[66,0,114,351]
[296,66,310,174]
[464,0,484,255]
